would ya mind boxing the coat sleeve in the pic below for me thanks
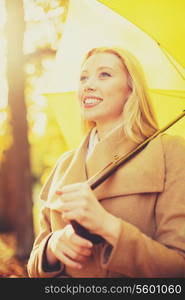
[27,152,73,278]
[100,135,185,277]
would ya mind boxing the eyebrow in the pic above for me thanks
[81,66,114,73]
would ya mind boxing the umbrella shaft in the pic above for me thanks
[72,110,185,243]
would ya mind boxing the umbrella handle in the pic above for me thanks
[70,220,104,244]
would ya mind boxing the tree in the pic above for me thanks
[1,0,34,259]
[0,0,69,263]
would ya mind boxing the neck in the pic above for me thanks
[96,117,123,141]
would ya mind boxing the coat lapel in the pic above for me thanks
[48,125,165,203]
[85,125,165,199]
[86,125,138,180]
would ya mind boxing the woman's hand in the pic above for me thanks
[51,182,110,236]
[46,224,93,270]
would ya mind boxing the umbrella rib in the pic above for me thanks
[150,89,185,95]
[128,22,185,81]
[98,1,185,81]
[159,47,185,82]
[150,90,185,100]
[125,20,185,81]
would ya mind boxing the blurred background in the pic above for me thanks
[0,0,184,277]
[0,0,69,277]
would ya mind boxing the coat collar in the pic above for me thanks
[52,125,165,200]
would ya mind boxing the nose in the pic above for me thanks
[84,85,96,92]
[83,77,96,92]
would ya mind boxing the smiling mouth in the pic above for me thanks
[83,97,103,108]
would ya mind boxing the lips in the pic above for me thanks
[83,96,103,108]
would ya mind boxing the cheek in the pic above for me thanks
[77,88,83,102]
[104,83,129,116]
[105,82,128,102]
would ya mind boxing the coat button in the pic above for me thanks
[113,154,119,161]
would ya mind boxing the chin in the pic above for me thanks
[84,114,98,122]
[84,111,105,121]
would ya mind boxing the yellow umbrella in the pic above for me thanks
[44,0,185,149]
[99,0,185,69]
[98,0,185,132]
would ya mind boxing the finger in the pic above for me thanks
[56,251,82,270]
[58,182,89,194]
[64,239,93,257]
[62,201,88,214]
[69,233,93,249]
[50,201,84,215]
[63,209,86,225]
[48,193,80,210]
[49,201,71,212]
[48,199,63,212]
[50,198,88,215]
[64,226,93,248]
[61,244,91,262]
[59,192,85,203]
[77,247,92,256]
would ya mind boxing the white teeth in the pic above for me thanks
[84,98,102,104]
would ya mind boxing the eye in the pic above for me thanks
[99,72,111,78]
[80,75,88,82]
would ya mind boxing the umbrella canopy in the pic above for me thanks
[44,0,185,149]
[99,0,185,69]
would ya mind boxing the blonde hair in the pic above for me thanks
[80,47,158,143]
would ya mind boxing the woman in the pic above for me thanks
[27,47,185,278]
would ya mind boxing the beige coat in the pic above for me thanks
[27,125,185,278]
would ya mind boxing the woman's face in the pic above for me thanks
[78,52,131,124]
